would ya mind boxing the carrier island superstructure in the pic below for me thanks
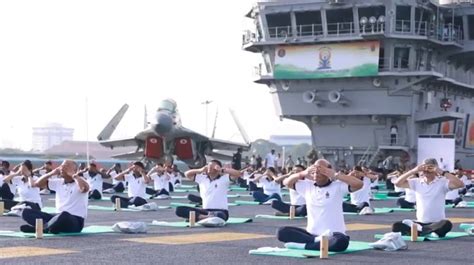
[243,0,474,169]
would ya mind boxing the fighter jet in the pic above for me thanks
[97,99,251,168]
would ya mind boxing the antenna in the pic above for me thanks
[144,105,148,129]
[229,108,251,145]
[211,107,219,138]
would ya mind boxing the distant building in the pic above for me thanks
[32,123,74,151]
[269,135,312,148]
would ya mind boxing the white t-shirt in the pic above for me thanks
[460,175,471,186]
[289,188,306,206]
[276,157,283,167]
[12,176,42,207]
[404,188,416,203]
[150,173,169,191]
[124,173,147,198]
[295,180,349,235]
[195,174,230,210]
[169,172,182,184]
[390,176,404,192]
[445,188,459,201]
[265,153,276,168]
[49,178,88,218]
[84,172,103,194]
[408,177,450,223]
[110,170,125,185]
[350,177,371,205]
[259,177,281,196]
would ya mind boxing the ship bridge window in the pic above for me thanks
[326,8,354,35]
[358,6,385,33]
[295,11,322,36]
[266,13,292,38]
[394,47,410,69]
[468,15,474,40]
[395,6,411,33]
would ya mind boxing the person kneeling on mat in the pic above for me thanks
[110,162,151,208]
[277,159,363,252]
[392,158,465,237]
[271,165,307,217]
[250,167,283,204]
[175,160,241,224]
[20,160,89,234]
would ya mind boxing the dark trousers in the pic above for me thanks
[22,209,84,234]
[392,219,452,237]
[342,201,369,213]
[238,178,249,189]
[187,194,202,204]
[0,183,14,200]
[110,195,147,208]
[1,200,41,211]
[145,187,156,196]
[103,182,125,193]
[277,226,350,252]
[397,198,415,209]
[249,182,263,192]
[175,206,229,221]
[89,190,102,200]
[252,191,282,203]
[153,189,170,197]
[271,200,307,216]
[385,179,395,191]
[387,191,404,197]
[445,198,463,206]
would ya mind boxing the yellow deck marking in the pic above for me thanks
[124,232,271,245]
[346,223,391,231]
[449,217,474,223]
[0,247,76,259]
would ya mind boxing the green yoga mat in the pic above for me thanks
[459,223,473,230]
[235,200,261,206]
[151,217,253,227]
[0,225,115,238]
[249,241,373,258]
[374,232,469,242]
[49,196,112,202]
[173,189,198,193]
[344,208,394,215]
[229,187,247,192]
[88,205,170,211]
[445,204,474,208]
[377,207,415,212]
[177,185,196,189]
[255,214,305,220]
[169,202,238,208]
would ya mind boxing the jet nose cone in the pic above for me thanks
[153,112,173,134]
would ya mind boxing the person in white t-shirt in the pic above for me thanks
[396,173,417,209]
[265,149,277,168]
[176,159,241,222]
[0,160,15,200]
[342,166,377,213]
[392,158,465,237]
[250,167,284,204]
[80,163,107,200]
[277,159,363,252]
[103,163,126,193]
[110,162,151,208]
[33,161,55,195]
[20,160,90,234]
[271,165,307,217]
[147,163,171,199]
[0,160,42,211]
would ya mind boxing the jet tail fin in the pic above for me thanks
[229,108,251,145]
[97,104,129,141]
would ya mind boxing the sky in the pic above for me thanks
[0,0,310,150]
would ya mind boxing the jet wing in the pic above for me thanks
[99,138,141,149]
[209,138,250,152]
[111,150,144,160]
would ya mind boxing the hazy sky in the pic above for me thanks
[0,0,310,150]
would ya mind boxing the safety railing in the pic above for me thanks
[296,23,324,37]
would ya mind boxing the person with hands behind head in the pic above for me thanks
[110,161,150,208]
[250,167,283,204]
[276,159,363,252]
[175,159,241,223]
[147,163,171,199]
[20,160,89,234]
[1,160,42,212]
[103,163,125,194]
[80,163,107,200]
[392,158,464,237]
[271,164,307,217]
[342,166,376,214]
